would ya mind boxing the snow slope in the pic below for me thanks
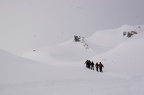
[1,25,144,95]
[0,49,53,84]
[20,25,144,63]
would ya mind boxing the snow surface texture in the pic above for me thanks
[1,25,144,95]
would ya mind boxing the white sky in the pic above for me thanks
[0,0,144,47]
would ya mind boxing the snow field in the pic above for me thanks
[0,25,144,95]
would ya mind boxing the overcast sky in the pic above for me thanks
[0,0,144,51]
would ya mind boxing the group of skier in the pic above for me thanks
[84,60,104,72]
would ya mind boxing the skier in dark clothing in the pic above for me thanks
[84,60,89,68]
[84,60,91,69]
[95,62,99,72]
[91,61,94,70]
[88,60,91,69]
[99,62,104,72]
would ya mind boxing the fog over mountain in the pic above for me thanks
[0,0,144,53]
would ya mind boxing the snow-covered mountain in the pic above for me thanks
[1,25,144,95]
[46,25,144,62]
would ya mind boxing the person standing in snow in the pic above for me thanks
[95,62,99,72]
[84,60,89,68]
[88,60,91,69]
[99,62,104,72]
[91,61,94,70]
[84,60,91,69]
